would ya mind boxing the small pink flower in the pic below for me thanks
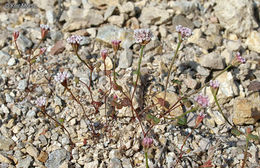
[196,112,206,126]
[235,52,246,64]
[54,71,70,83]
[40,24,50,39]
[195,94,209,108]
[209,80,220,89]
[111,40,121,52]
[142,137,153,149]
[36,96,46,107]
[176,25,192,39]
[134,29,153,45]
[40,47,46,55]
[101,49,108,60]
[13,31,19,41]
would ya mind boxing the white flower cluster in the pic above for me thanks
[54,71,70,83]
[67,35,83,44]
[36,96,46,107]
[40,24,50,30]
[176,25,192,39]
[134,29,153,44]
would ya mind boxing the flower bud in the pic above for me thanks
[142,137,153,150]
[13,31,19,41]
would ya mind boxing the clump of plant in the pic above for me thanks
[12,23,259,167]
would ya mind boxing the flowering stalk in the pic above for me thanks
[142,137,153,168]
[131,45,145,99]
[54,72,97,136]
[241,128,251,168]
[36,96,75,160]
[163,25,191,109]
[13,31,22,58]
[111,40,121,83]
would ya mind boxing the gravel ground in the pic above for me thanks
[0,0,260,168]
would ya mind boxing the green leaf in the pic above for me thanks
[59,118,64,124]
[231,128,241,136]
[248,134,259,141]
[132,70,138,75]
[177,116,187,126]
[146,114,160,125]
[172,79,182,85]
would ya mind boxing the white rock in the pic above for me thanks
[214,0,255,37]
[245,31,260,53]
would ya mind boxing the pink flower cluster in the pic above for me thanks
[67,35,83,44]
[176,25,192,39]
[142,137,153,149]
[101,49,108,60]
[36,96,46,107]
[54,71,70,83]
[209,80,220,89]
[40,24,50,30]
[195,94,209,108]
[111,40,121,52]
[236,52,246,64]
[134,29,153,45]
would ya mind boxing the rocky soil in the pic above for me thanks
[0,0,259,168]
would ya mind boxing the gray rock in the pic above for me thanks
[26,110,36,118]
[84,160,99,168]
[198,52,225,69]
[17,34,33,52]
[18,79,28,91]
[168,0,197,14]
[226,40,241,51]
[7,57,16,66]
[67,6,85,22]
[0,51,11,67]
[119,49,133,68]
[121,158,132,168]
[17,156,33,168]
[88,0,120,7]
[120,2,135,16]
[108,14,125,27]
[0,135,14,150]
[199,138,210,151]
[96,25,134,49]
[85,9,104,26]
[104,6,116,20]
[172,14,194,29]
[5,93,14,103]
[33,0,55,10]
[139,6,170,25]
[46,10,55,25]
[45,149,70,168]
[0,33,7,49]
[214,0,254,37]
[245,31,260,53]
[108,158,122,168]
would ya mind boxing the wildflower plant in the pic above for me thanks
[12,22,259,168]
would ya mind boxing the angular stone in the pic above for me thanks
[26,145,39,158]
[108,158,122,168]
[119,49,133,68]
[245,31,260,53]
[84,160,99,168]
[104,6,116,20]
[17,34,33,52]
[50,40,65,55]
[198,52,225,69]
[108,14,125,27]
[17,155,33,168]
[0,154,11,164]
[152,92,183,117]
[96,25,134,49]
[38,151,48,163]
[233,94,260,125]
[88,0,120,7]
[45,149,70,168]
[0,135,14,151]
[0,51,10,67]
[172,14,194,29]
[33,0,55,10]
[214,0,254,37]
[139,6,170,25]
